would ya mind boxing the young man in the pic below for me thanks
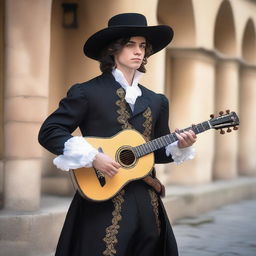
[39,13,196,256]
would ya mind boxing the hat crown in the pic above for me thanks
[108,13,148,27]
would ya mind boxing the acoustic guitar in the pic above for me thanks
[70,110,239,201]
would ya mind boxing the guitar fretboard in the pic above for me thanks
[133,121,211,158]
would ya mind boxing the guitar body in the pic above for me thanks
[71,129,154,201]
[70,111,240,202]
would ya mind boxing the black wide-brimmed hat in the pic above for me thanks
[83,13,173,60]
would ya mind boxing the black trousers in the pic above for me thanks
[55,180,178,256]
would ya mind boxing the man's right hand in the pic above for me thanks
[92,152,121,178]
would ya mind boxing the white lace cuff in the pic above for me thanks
[166,141,195,164]
[53,136,99,171]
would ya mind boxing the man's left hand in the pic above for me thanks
[176,130,197,148]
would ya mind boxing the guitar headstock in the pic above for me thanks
[209,110,240,134]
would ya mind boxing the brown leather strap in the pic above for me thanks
[143,176,166,197]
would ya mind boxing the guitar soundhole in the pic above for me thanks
[117,147,137,168]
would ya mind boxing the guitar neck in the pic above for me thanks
[133,121,212,158]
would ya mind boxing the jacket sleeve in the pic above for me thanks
[154,94,174,164]
[38,83,88,155]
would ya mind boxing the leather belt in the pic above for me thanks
[143,176,166,197]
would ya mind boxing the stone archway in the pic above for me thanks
[158,0,216,185]
[214,0,236,56]
[213,0,239,180]
[239,18,256,175]
[158,0,196,47]
[242,19,256,65]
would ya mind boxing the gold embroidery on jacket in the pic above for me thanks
[148,189,161,234]
[142,107,152,141]
[103,190,125,256]
[116,88,132,129]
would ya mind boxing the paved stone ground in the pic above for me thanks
[173,199,256,256]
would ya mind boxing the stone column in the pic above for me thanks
[239,65,256,175]
[166,49,216,184]
[0,0,4,207]
[4,0,52,211]
[213,60,239,180]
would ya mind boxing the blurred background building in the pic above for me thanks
[0,0,256,255]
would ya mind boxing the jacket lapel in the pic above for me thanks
[131,94,150,118]
[112,79,150,119]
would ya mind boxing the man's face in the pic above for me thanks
[114,36,146,73]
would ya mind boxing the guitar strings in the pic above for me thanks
[120,154,134,160]
[119,151,136,164]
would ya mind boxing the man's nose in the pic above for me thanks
[134,45,142,55]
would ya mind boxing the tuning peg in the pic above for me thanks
[233,126,238,130]
[210,114,215,119]
[220,129,225,134]
[219,111,224,116]
[226,109,230,114]
[227,127,232,133]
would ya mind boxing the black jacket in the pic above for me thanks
[38,72,173,164]
[38,72,178,256]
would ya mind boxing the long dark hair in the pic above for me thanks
[99,37,153,73]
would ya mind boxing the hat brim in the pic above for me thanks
[83,25,173,60]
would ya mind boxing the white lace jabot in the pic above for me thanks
[112,68,142,105]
